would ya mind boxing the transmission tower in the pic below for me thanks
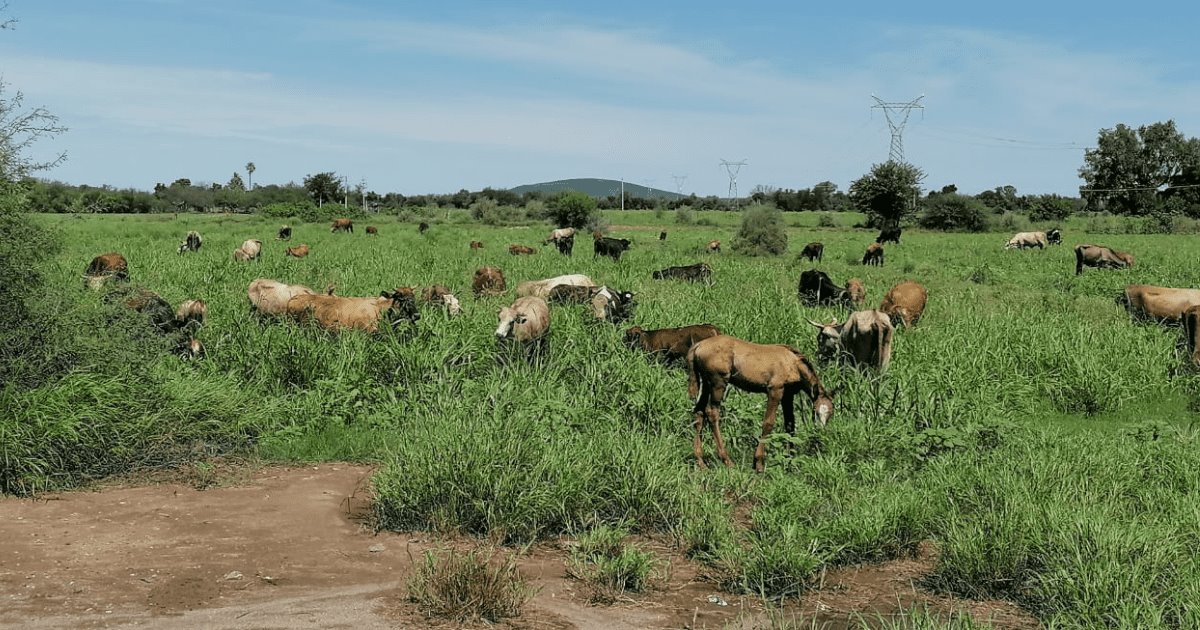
[671,174,688,195]
[871,94,924,162]
[719,159,747,209]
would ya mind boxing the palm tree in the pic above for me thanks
[245,162,256,190]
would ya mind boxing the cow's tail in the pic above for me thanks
[686,347,702,401]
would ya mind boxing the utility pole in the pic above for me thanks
[620,178,625,211]
[719,159,747,209]
[341,176,348,208]
[871,94,924,162]
[671,174,688,195]
[359,177,367,212]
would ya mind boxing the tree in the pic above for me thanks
[1026,194,1076,222]
[0,83,66,181]
[245,162,255,190]
[918,194,990,232]
[545,191,599,229]
[975,185,1018,213]
[303,172,342,206]
[227,172,245,191]
[731,204,788,256]
[849,161,924,229]
[1079,120,1200,215]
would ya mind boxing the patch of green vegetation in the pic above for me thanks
[406,547,535,622]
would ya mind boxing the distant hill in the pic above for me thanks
[509,178,686,201]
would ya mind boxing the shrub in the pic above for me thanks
[407,547,534,622]
[918,194,990,232]
[566,525,657,603]
[0,181,62,387]
[816,213,837,228]
[675,207,695,224]
[469,198,526,226]
[1027,195,1075,222]
[731,204,788,256]
[545,191,599,229]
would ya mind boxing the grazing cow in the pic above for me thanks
[624,324,721,364]
[278,225,292,240]
[652,263,713,283]
[809,310,894,372]
[421,285,461,317]
[659,231,668,241]
[879,281,928,328]
[687,335,834,472]
[545,227,576,243]
[418,222,430,234]
[876,227,901,244]
[548,284,596,304]
[1120,285,1200,324]
[862,243,884,266]
[84,252,129,290]
[1183,305,1200,367]
[799,242,823,262]
[594,237,632,261]
[177,231,202,255]
[592,229,604,240]
[495,296,551,347]
[285,243,310,258]
[509,244,537,256]
[1005,231,1049,250]
[1046,228,1063,245]
[797,269,851,306]
[472,266,507,298]
[551,234,575,256]
[516,274,595,298]
[469,240,484,250]
[846,278,866,307]
[285,288,420,332]
[248,278,328,317]
[174,299,208,332]
[331,218,354,233]
[591,287,636,324]
[366,226,378,235]
[106,287,203,357]
[1075,244,1134,275]
[233,239,263,262]
[707,240,721,253]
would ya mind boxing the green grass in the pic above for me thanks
[11,212,1200,628]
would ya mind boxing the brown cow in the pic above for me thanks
[366,226,378,235]
[285,244,310,258]
[687,335,834,472]
[624,324,721,364]
[495,296,550,347]
[880,281,928,328]
[707,240,721,253]
[1121,285,1200,324]
[248,278,324,317]
[233,239,263,262]
[509,244,537,256]
[809,310,894,372]
[1075,244,1133,275]
[285,288,420,332]
[1183,305,1200,367]
[469,240,484,250]
[421,285,461,317]
[331,218,354,233]
[846,278,866,307]
[862,243,884,266]
[800,242,823,262]
[84,252,129,290]
[472,267,506,298]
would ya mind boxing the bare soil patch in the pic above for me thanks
[0,465,1035,629]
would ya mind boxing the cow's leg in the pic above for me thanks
[754,386,783,473]
[691,382,711,469]
[782,390,797,459]
[707,381,733,468]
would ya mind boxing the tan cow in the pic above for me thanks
[248,278,322,317]
[285,244,310,258]
[846,278,866,307]
[472,267,506,298]
[1183,305,1200,367]
[174,299,208,331]
[509,244,536,255]
[331,218,354,233]
[285,288,420,332]
[495,296,550,345]
[545,227,576,243]
[862,243,884,266]
[687,335,834,472]
[1005,231,1048,250]
[880,281,928,328]
[1075,244,1134,275]
[84,252,129,290]
[809,310,894,372]
[516,274,596,298]
[1121,285,1200,324]
[233,239,263,261]
[707,240,721,253]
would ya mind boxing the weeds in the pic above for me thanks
[407,546,535,622]
[566,525,658,603]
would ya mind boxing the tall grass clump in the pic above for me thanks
[407,547,534,623]
[731,204,788,256]
[566,524,658,603]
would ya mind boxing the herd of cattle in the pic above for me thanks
[79,219,1200,471]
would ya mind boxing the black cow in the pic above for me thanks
[876,227,901,245]
[798,269,850,306]
[594,237,632,261]
[553,234,574,256]
[1047,228,1063,245]
[177,231,202,255]
[659,231,668,241]
[278,225,292,240]
[799,242,823,262]
[418,222,430,234]
[652,263,713,283]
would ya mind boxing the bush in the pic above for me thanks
[675,207,695,224]
[1027,195,1075,222]
[469,198,526,226]
[816,213,837,228]
[407,547,534,622]
[731,204,788,256]
[545,191,600,229]
[0,181,61,387]
[566,525,657,603]
[918,194,990,232]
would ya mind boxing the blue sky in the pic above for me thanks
[3,0,1198,196]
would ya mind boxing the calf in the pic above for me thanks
[809,311,894,372]
[552,234,574,256]
[687,335,834,472]
[469,240,484,250]
[1184,305,1200,367]
[516,274,595,298]
[879,281,927,328]
[233,239,263,261]
[591,287,636,324]
[366,226,378,235]
[1005,231,1048,250]
[509,244,537,256]
[331,218,354,233]
[1046,228,1063,245]
[846,278,866,307]
[707,240,721,253]
[285,243,310,258]
[278,225,292,240]
[624,324,721,364]
[799,242,823,262]
[798,269,850,306]
[495,296,550,349]
[862,243,884,266]
[652,263,713,283]
[1075,244,1134,275]
[594,236,632,261]
[876,227,901,244]
[177,231,202,255]
[84,252,129,290]
[1120,285,1200,324]
[421,285,461,317]
[472,266,507,298]
[285,288,420,332]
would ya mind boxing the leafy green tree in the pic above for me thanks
[227,172,245,191]
[975,185,1018,213]
[731,204,788,256]
[545,191,599,229]
[1026,195,1076,222]
[1079,120,1200,215]
[849,161,924,229]
[245,161,255,189]
[918,193,990,232]
[303,172,342,206]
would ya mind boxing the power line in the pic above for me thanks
[671,174,688,195]
[871,94,924,162]
[1082,183,1200,193]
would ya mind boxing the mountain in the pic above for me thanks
[508,178,686,201]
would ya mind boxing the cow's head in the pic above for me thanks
[608,290,636,322]
[495,305,527,340]
[809,318,843,361]
[1119,252,1135,267]
[813,384,839,428]
[382,288,420,324]
[623,326,645,349]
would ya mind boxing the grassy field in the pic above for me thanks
[8,210,1200,628]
